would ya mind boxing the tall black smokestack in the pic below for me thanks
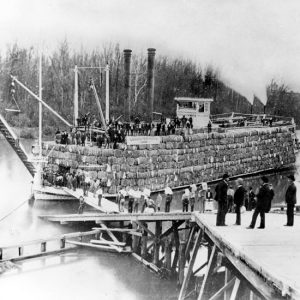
[147,48,156,122]
[123,49,132,122]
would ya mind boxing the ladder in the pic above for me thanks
[0,114,35,177]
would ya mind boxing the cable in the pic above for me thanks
[0,199,29,223]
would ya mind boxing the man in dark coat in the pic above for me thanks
[285,175,297,226]
[234,178,246,225]
[247,176,271,229]
[215,173,229,226]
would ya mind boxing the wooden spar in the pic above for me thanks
[90,239,126,247]
[198,244,216,300]
[136,221,155,238]
[185,225,195,258]
[160,220,185,240]
[208,277,236,300]
[224,268,229,300]
[105,64,109,123]
[153,221,162,266]
[38,54,42,157]
[92,227,142,237]
[6,248,76,263]
[172,222,180,273]
[164,237,172,270]
[98,223,119,243]
[132,222,139,253]
[90,81,107,131]
[193,261,208,277]
[39,212,192,223]
[178,230,203,300]
[146,220,185,252]
[119,221,127,243]
[66,240,128,253]
[229,278,240,300]
[98,222,122,252]
[11,75,72,127]
[131,253,161,274]
[74,65,78,126]
[141,235,148,259]
[178,241,186,286]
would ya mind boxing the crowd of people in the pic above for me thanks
[45,165,297,228]
[54,114,197,149]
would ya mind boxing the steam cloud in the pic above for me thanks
[1,0,300,105]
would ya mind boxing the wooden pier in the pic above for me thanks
[3,210,300,299]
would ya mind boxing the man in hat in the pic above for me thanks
[215,174,230,226]
[247,176,271,229]
[285,175,297,226]
[233,178,246,225]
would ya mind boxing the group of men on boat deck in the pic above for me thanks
[54,113,198,149]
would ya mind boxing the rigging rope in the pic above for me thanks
[0,199,29,224]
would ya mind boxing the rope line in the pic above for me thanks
[0,199,29,223]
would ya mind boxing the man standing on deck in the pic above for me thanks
[285,175,297,226]
[215,174,230,226]
[234,178,246,225]
[247,176,271,229]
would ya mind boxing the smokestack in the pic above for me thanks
[147,48,156,122]
[123,49,132,122]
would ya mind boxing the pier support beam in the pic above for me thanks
[172,224,180,274]
[141,235,148,259]
[164,237,172,270]
[178,241,186,286]
[178,229,202,300]
[198,244,216,300]
[153,221,162,266]
[132,222,139,253]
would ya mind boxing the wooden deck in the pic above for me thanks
[194,211,300,299]
[39,211,192,223]
[63,187,121,213]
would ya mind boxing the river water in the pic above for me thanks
[0,138,299,300]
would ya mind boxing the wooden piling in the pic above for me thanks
[153,221,162,266]
[120,221,127,243]
[18,246,23,256]
[172,224,180,273]
[41,242,46,253]
[164,237,172,270]
[178,241,186,286]
[60,238,66,249]
[178,230,203,300]
[132,222,139,253]
[141,235,148,259]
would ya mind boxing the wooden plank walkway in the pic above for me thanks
[63,187,121,213]
[39,211,192,223]
[194,211,300,299]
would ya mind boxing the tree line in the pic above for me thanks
[0,41,298,136]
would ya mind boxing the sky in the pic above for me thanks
[1,0,300,104]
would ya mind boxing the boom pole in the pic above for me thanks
[105,64,109,124]
[90,81,107,131]
[11,75,72,128]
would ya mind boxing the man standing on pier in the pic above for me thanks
[247,176,271,229]
[234,178,246,225]
[285,175,297,226]
[215,174,230,226]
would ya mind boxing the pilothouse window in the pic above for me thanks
[179,102,196,109]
